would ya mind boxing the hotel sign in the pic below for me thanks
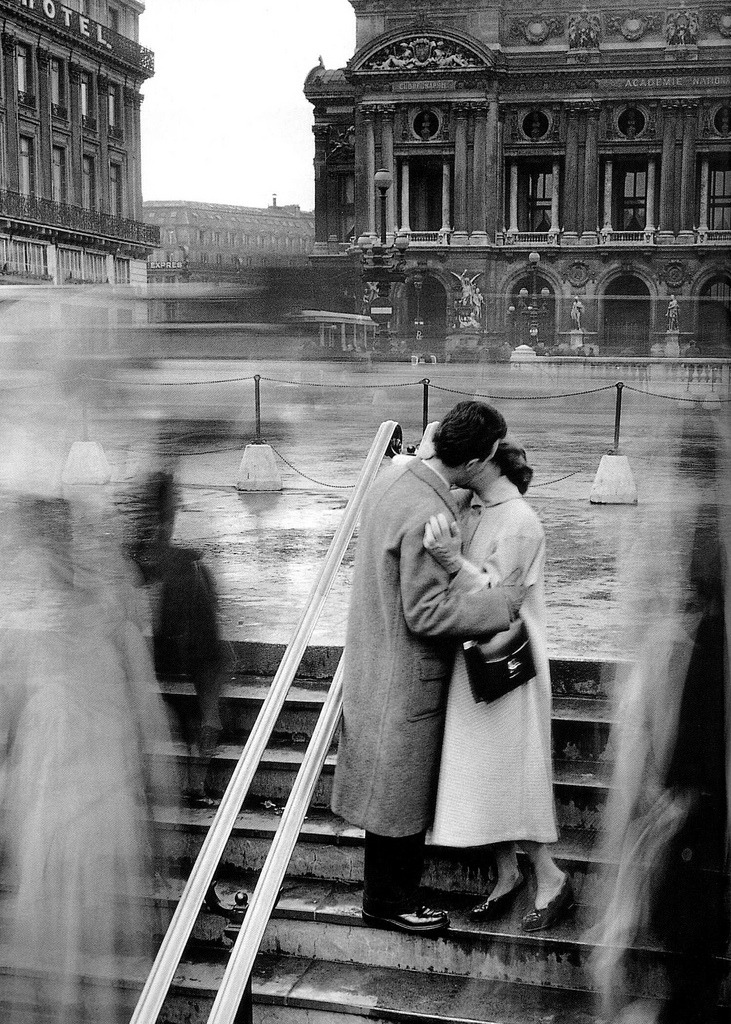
[12,0,115,52]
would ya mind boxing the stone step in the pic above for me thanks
[0,945,614,1024]
[147,873,731,1007]
[162,677,614,762]
[157,741,612,831]
[223,644,622,706]
[152,803,604,903]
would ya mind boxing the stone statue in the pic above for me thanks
[665,9,699,45]
[571,296,584,331]
[568,11,601,48]
[666,294,680,332]
[451,270,484,329]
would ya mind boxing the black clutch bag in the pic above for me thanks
[462,621,536,705]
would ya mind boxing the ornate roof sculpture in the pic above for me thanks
[361,35,482,71]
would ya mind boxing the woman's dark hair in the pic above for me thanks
[494,438,533,494]
[433,401,507,467]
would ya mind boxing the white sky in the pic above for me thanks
[139,0,356,211]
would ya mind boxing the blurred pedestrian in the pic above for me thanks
[331,401,525,935]
[0,494,175,1023]
[592,411,730,1023]
[132,471,223,808]
[424,438,572,931]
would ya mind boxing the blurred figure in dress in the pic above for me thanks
[592,409,730,1023]
[0,492,177,1023]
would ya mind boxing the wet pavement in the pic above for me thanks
[3,358,728,660]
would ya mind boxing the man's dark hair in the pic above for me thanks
[433,401,507,467]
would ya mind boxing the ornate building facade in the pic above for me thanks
[0,0,157,287]
[305,0,731,355]
[144,199,315,285]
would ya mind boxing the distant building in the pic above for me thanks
[305,0,731,356]
[0,0,158,287]
[144,198,315,284]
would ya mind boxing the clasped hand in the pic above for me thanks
[423,513,463,574]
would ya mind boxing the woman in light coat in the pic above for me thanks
[423,438,573,931]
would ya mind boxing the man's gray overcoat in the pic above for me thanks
[331,459,512,837]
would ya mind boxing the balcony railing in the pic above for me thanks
[505,230,560,245]
[0,189,159,247]
[405,230,451,246]
[82,115,98,132]
[696,228,731,244]
[600,229,655,244]
[108,125,124,142]
[17,90,36,108]
[51,103,68,120]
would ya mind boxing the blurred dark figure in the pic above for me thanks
[594,413,730,1023]
[0,492,175,1023]
[131,471,223,808]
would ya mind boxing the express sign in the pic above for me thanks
[13,0,115,51]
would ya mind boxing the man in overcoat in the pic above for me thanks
[331,401,524,934]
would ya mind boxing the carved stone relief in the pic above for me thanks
[509,17,564,44]
[363,37,481,71]
[568,10,601,48]
[704,10,731,37]
[605,12,661,40]
[665,7,700,45]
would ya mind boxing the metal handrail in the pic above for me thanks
[208,661,345,1023]
[130,418,400,1024]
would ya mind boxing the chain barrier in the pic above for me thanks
[429,382,617,401]
[267,444,356,490]
[622,383,731,403]
[258,375,420,390]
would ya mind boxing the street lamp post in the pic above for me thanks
[512,250,550,347]
[414,275,424,342]
[352,168,409,348]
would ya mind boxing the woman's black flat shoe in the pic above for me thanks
[521,874,575,932]
[470,875,525,921]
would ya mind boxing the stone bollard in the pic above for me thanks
[589,453,638,505]
[237,443,283,491]
[62,441,112,485]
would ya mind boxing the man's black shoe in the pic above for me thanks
[361,905,450,935]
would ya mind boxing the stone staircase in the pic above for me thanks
[150,642,727,1023]
[2,642,728,1023]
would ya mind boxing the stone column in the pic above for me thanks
[484,98,499,243]
[497,110,506,239]
[602,159,613,234]
[2,34,19,192]
[123,85,136,219]
[563,106,580,242]
[471,103,488,244]
[550,159,561,236]
[645,157,656,233]
[400,159,410,232]
[679,101,697,240]
[96,73,110,214]
[507,161,518,236]
[581,107,599,244]
[36,48,52,199]
[363,107,376,237]
[68,62,83,206]
[698,156,709,237]
[441,160,451,234]
[380,106,396,237]
[312,123,329,250]
[452,105,469,243]
[658,102,677,243]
